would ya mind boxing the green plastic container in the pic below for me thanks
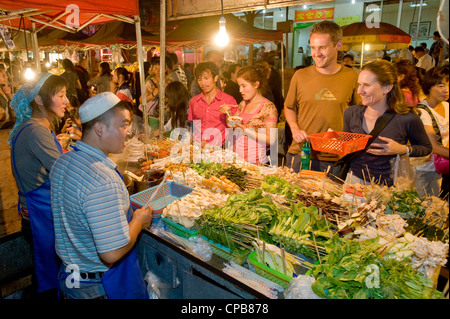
[162,217,198,239]
[202,236,250,265]
[247,250,292,288]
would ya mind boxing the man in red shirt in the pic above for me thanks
[188,62,237,147]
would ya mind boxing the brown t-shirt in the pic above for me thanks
[284,65,360,161]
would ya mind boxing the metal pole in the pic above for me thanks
[396,0,403,28]
[160,0,166,138]
[415,0,424,46]
[361,42,364,69]
[31,22,41,73]
[134,15,149,140]
[281,35,285,97]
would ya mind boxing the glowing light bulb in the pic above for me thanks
[45,62,51,68]
[215,16,229,47]
[25,68,35,80]
[364,44,370,51]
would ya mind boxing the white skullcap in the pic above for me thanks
[79,92,121,123]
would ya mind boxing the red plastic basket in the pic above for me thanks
[308,131,371,156]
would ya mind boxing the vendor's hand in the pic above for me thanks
[67,126,77,135]
[220,104,231,115]
[291,126,308,144]
[133,206,153,230]
[367,136,408,156]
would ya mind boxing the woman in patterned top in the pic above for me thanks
[220,66,278,164]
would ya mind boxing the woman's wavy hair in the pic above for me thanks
[393,59,422,100]
[362,60,408,114]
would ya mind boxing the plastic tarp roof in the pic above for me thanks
[162,14,283,49]
[1,28,88,50]
[0,0,139,31]
[58,21,159,47]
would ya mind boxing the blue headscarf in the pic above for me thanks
[7,73,53,146]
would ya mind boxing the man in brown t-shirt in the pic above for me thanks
[284,21,360,173]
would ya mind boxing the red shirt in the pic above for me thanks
[188,90,237,146]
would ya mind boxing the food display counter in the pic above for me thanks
[122,136,448,300]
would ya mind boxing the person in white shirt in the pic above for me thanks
[413,46,435,72]
[413,65,449,197]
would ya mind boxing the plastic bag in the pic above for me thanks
[151,221,213,262]
[144,271,167,299]
[283,275,323,299]
[391,153,415,190]
[188,236,213,261]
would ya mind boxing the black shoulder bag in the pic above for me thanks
[328,112,396,183]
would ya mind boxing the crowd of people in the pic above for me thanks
[1,19,448,299]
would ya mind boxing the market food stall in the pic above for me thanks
[113,135,449,299]
[341,22,412,68]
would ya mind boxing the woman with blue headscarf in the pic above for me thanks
[8,73,68,298]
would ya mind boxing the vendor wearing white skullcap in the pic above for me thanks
[9,73,69,298]
[50,92,152,299]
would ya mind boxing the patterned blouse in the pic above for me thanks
[231,98,278,129]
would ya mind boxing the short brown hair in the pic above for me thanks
[194,61,219,79]
[310,20,343,45]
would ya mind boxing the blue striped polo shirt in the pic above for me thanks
[50,141,130,273]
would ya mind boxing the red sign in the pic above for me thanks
[295,8,335,22]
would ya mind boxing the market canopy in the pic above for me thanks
[0,0,139,32]
[160,14,283,49]
[0,27,89,51]
[341,22,412,52]
[58,21,159,48]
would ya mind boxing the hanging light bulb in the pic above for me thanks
[24,67,35,81]
[215,16,229,47]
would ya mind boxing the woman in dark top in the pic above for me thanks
[223,63,242,104]
[60,59,81,99]
[343,60,432,186]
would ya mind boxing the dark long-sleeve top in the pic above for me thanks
[343,104,432,186]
